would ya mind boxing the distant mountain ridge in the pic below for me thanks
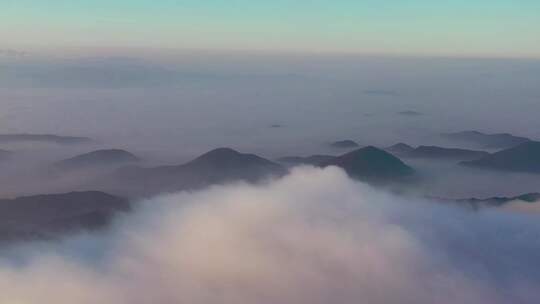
[458,192,540,207]
[276,147,415,183]
[108,147,287,197]
[0,133,93,144]
[404,145,489,161]
[461,141,540,173]
[55,149,140,169]
[434,192,540,210]
[385,143,415,155]
[442,130,530,149]
[0,191,129,242]
[385,144,488,161]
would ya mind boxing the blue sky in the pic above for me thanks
[2,0,539,57]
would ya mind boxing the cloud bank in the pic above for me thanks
[0,167,539,303]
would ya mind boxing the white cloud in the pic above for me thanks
[0,166,539,303]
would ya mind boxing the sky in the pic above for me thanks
[2,0,540,58]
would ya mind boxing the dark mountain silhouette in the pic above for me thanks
[109,148,287,197]
[458,192,540,207]
[0,191,129,242]
[329,140,359,148]
[433,192,540,211]
[320,146,414,182]
[55,149,140,170]
[0,133,93,144]
[442,130,530,149]
[461,141,540,173]
[403,146,489,161]
[183,148,284,173]
[385,143,415,155]
[277,155,335,166]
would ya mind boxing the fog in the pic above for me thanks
[1,53,539,161]
[401,159,540,199]
[2,53,540,198]
[0,167,539,303]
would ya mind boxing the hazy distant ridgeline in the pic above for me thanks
[99,148,288,197]
[461,141,540,173]
[54,149,140,170]
[0,134,92,144]
[1,55,539,159]
[0,54,539,206]
[388,145,490,162]
[442,131,531,149]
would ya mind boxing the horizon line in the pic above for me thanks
[3,46,540,62]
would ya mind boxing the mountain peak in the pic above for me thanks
[186,148,286,174]
[321,146,414,182]
[196,147,242,158]
[190,147,258,165]
[108,148,287,197]
[56,149,140,169]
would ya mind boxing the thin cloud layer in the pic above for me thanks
[1,167,539,303]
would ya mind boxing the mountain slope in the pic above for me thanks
[442,131,530,149]
[0,133,92,144]
[385,143,414,155]
[55,149,140,169]
[0,191,129,242]
[320,146,414,182]
[403,146,489,161]
[461,141,540,173]
[110,148,287,196]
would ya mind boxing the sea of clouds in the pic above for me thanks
[0,166,539,303]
